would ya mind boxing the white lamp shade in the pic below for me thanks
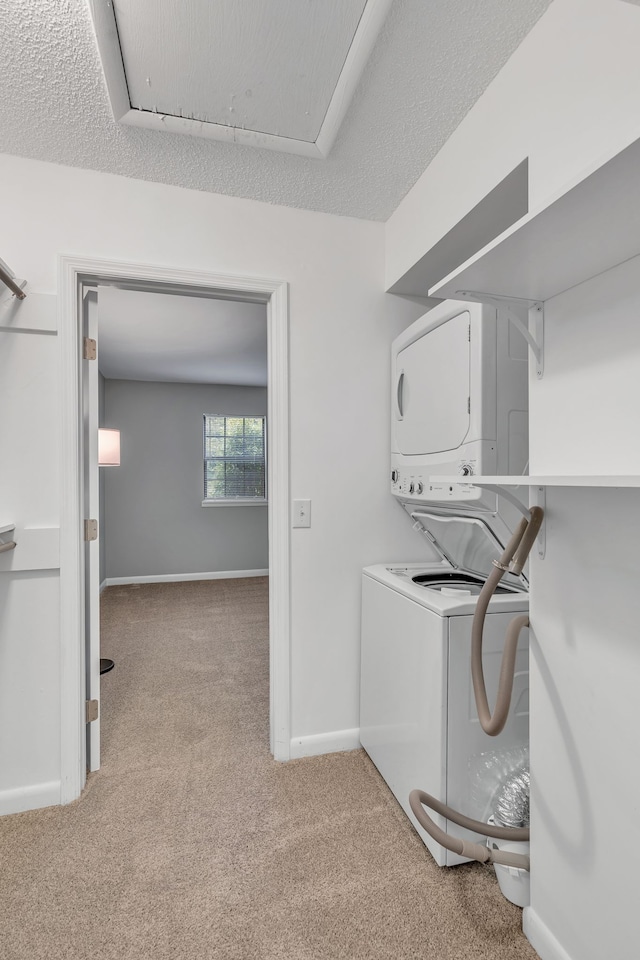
[98,429,121,466]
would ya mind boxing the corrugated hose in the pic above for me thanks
[410,506,544,870]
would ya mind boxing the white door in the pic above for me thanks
[395,311,471,455]
[82,286,101,771]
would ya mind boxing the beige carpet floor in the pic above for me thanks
[0,578,538,960]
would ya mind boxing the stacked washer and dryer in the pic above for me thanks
[360,299,531,867]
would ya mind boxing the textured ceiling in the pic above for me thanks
[0,0,552,220]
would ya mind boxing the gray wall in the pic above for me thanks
[103,379,268,579]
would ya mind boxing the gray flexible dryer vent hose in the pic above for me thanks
[471,506,544,737]
[409,789,531,870]
[408,506,544,870]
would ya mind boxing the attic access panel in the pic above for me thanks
[90,0,393,158]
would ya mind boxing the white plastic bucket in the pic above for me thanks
[487,818,530,908]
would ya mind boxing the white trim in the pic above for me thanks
[87,0,131,120]
[314,0,394,158]
[0,290,58,333]
[59,256,291,806]
[0,526,60,573]
[0,780,61,816]
[104,569,269,586]
[289,728,361,760]
[201,500,268,508]
[267,279,291,761]
[59,260,85,804]
[523,908,574,960]
[121,110,325,159]
[89,0,393,159]
[99,579,108,593]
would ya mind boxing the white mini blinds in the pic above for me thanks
[203,416,266,501]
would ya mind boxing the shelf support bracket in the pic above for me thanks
[454,479,546,562]
[458,290,544,379]
[467,480,546,560]
[532,486,546,559]
[470,483,531,519]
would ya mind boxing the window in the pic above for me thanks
[203,415,267,503]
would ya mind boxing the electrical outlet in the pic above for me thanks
[292,499,311,528]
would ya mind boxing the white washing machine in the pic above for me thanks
[360,512,529,866]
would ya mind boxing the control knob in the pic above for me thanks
[415,481,424,494]
[391,469,399,483]
[409,482,415,494]
[460,464,473,477]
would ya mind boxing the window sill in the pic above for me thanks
[201,499,268,508]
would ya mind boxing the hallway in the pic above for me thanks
[0,578,535,959]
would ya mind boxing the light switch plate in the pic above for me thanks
[292,499,311,528]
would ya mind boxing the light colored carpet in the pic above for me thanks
[0,578,538,959]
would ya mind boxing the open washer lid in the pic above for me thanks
[406,507,528,590]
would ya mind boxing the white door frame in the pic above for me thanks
[58,255,291,803]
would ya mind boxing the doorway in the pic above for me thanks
[59,257,291,804]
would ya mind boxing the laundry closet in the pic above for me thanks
[361,295,533,907]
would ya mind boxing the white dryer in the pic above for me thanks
[390,298,529,513]
[360,512,529,867]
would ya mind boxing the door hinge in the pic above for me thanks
[86,699,99,723]
[84,519,98,541]
[83,337,96,360]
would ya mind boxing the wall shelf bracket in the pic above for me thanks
[458,290,544,378]
[532,486,546,559]
[454,480,546,558]
[471,483,530,519]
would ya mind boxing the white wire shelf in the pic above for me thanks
[429,135,640,304]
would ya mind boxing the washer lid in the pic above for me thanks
[408,509,527,590]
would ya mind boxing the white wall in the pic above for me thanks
[381,2,640,957]
[524,255,640,960]
[0,151,428,811]
[0,291,60,814]
[103,379,269,579]
[385,0,640,290]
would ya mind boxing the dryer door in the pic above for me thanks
[395,311,470,455]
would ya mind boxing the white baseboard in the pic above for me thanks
[524,908,574,960]
[99,579,107,593]
[104,569,269,586]
[0,780,61,816]
[290,727,361,760]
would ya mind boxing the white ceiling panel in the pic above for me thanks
[115,0,368,143]
[97,286,267,387]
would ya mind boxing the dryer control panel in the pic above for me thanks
[391,461,483,503]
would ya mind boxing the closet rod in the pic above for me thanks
[0,262,26,300]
